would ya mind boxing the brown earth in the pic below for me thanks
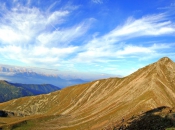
[0,57,175,130]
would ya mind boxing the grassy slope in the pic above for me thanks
[0,80,60,103]
[0,57,175,129]
[10,83,60,95]
[0,81,33,102]
[112,106,175,130]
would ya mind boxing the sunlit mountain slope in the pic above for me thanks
[0,57,175,130]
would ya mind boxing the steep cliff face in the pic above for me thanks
[0,57,175,130]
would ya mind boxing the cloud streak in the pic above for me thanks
[0,1,175,78]
[92,0,103,4]
[0,2,91,67]
[73,13,175,63]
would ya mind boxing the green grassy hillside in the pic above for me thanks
[0,80,60,103]
[10,82,60,95]
[0,80,33,102]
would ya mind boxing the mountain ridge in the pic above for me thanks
[0,80,60,103]
[0,57,175,129]
[0,64,88,87]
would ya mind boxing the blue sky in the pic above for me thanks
[0,0,175,79]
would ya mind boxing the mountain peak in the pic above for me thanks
[1,57,175,129]
[152,57,175,78]
[157,57,173,64]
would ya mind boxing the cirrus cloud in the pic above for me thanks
[0,2,91,67]
[73,13,175,63]
[0,0,175,78]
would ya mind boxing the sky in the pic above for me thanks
[0,0,175,80]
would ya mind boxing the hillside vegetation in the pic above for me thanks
[0,80,60,103]
[0,57,175,130]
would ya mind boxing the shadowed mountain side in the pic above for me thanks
[9,82,60,95]
[112,106,175,130]
[0,80,60,102]
[0,57,175,129]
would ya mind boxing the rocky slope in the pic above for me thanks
[0,57,175,130]
[112,106,175,130]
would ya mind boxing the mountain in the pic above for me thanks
[0,80,33,103]
[9,82,60,95]
[113,106,175,129]
[0,65,88,88]
[0,57,175,130]
[0,80,60,103]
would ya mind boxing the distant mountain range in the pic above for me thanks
[0,80,60,103]
[1,57,175,129]
[0,65,88,88]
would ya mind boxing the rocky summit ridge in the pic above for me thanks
[0,57,175,130]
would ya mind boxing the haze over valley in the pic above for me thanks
[0,64,88,88]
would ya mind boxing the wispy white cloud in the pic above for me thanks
[46,1,61,12]
[105,13,175,40]
[0,5,71,44]
[0,2,91,67]
[92,0,103,4]
[0,1,175,78]
[0,44,78,66]
[158,2,175,10]
[27,0,31,6]
[47,10,69,25]
[73,13,175,63]
[115,44,170,56]
[37,19,93,46]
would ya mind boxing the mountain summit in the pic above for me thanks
[157,57,173,64]
[0,57,175,129]
[156,57,174,69]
